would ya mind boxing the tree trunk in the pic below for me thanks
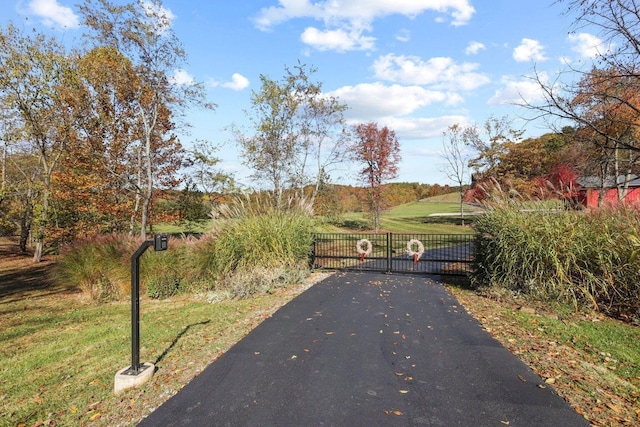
[130,147,143,236]
[459,190,465,226]
[1,141,6,203]
[19,206,32,253]
[598,163,607,207]
[140,133,154,239]
[32,185,49,263]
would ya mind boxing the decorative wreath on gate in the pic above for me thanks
[356,239,372,261]
[406,239,425,264]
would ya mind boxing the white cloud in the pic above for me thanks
[395,28,410,43]
[254,0,475,51]
[210,73,250,91]
[301,26,375,51]
[28,0,79,29]
[488,74,548,106]
[169,69,195,86]
[513,38,547,62]
[223,73,250,91]
[465,41,485,55]
[255,0,475,29]
[327,82,462,120]
[376,115,469,139]
[372,54,490,91]
[568,32,609,59]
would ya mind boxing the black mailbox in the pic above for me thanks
[154,234,168,251]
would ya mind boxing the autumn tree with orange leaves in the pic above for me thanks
[529,0,640,206]
[78,0,214,238]
[350,122,401,231]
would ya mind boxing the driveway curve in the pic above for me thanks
[137,272,588,426]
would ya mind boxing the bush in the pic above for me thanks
[55,234,204,301]
[54,234,138,302]
[54,195,315,302]
[191,195,315,296]
[472,205,640,323]
[146,276,181,299]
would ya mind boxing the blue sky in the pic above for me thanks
[1,0,602,186]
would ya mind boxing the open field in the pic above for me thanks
[333,200,481,234]
[153,195,482,236]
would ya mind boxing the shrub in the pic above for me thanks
[472,204,640,323]
[54,195,315,302]
[54,234,138,302]
[146,276,181,299]
[192,194,315,296]
[55,234,204,301]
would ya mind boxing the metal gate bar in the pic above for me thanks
[311,233,475,275]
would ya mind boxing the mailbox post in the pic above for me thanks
[114,234,168,394]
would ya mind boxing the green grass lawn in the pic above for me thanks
[0,281,315,426]
[333,200,481,234]
[153,220,212,235]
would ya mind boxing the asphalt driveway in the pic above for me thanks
[137,272,588,426]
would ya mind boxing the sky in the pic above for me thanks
[0,0,603,186]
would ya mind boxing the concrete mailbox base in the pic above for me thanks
[114,363,155,395]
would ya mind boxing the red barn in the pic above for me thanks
[576,175,640,208]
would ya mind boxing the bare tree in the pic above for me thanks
[441,124,474,225]
[526,0,640,189]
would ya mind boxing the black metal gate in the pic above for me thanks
[311,233,475,275]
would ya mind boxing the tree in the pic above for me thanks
[288,64,350,201]
[466,115,524,179]
[527,1,640,189]
[186,139,237,204]
[572,69,640,203]
[234,62,348,208]
[176,178,209,233]
[441,124,473,225]
[78,0,214,237]
[350,122,401,231]
[50,46,140,240]
[1,147,41,251]
[0,24,74,261]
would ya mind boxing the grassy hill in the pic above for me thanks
[154,193,480,235]
[330,197,481,234]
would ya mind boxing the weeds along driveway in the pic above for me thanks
[137,271,588,427]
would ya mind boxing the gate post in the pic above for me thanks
[309,235,316,271]
[386,233,392,273]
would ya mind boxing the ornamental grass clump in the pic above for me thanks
[472,204,640,323]
[55,234,197,301]
[192,194,315,297]
[54,233,138,301]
